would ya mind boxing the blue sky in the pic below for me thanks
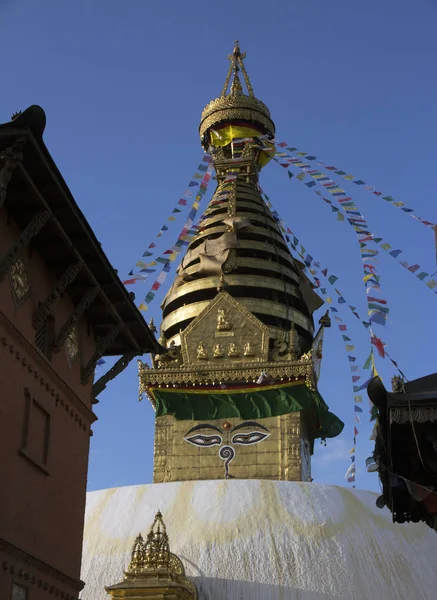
[1,0,436,492]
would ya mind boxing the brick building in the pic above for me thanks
[0,106,160,600]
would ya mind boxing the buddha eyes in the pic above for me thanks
[184,427,270,448]
[184,434,223,447]
[231,431,270,445]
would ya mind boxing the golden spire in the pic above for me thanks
[199,41,275,144]
[143,510,170,570]
[221,40,254,98]
[127,533,146,573]
[107,511,198,598]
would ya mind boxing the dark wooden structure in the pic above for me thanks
[0,106,161,600]
[368,374,437,530]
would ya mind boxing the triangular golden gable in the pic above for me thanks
[180,291,269,366]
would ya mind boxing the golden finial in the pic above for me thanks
[108,511,198,598]
[127,533,146,573]
[318,310,331,328]
[221,40,255,98]
[391,374,405,393]
[199,41,275,145]
[149,317,157,335]
[143,510,171,570]
[217,272,228,291]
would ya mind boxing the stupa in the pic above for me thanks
[80,43,437,600]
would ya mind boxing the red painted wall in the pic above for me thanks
[0,208,98,600]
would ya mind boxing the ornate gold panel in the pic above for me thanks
[180,291,269,366]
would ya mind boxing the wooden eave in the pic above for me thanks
[368,376,437,412]
[0,106,162,356]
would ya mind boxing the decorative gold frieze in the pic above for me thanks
[138,359,315,406]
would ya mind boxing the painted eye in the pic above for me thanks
[184,434,222,447]
[231,431,270,445]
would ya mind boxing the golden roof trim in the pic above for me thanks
[139,358,315,405]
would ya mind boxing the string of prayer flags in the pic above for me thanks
[256,136,437,288]
[270,152,392,336]
[268,144,437,299]
[137,161,214,311]
[260,188,410,484]
[268,157,411,380]
[267,139,437,262]
[258,190,376,487]
[123,155,212,285]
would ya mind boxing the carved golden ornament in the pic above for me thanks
[138,357,316,406]
[243,341,254,356]
[228,342,239,357]
[107,511,197,598]
[153,342,182,369]
[143,510,170,570]
[216,307,232,331]
[64,326,79,364]
[391,374,405,393]
[213,343,224,358]
[300,350,313,362]
[196,342,208,360]
[271,338,288,362]
[127,533,146,573]
[10,257,29,303]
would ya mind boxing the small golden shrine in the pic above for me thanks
[105,511,197,599]
[139,42,343,484]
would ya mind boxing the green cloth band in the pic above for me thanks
[153,383,343,440]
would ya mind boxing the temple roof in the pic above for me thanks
[368,374,437,408]
[368,374,437,528]
[0,106,161,356]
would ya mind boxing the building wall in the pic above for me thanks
[153,412,308,483]
[0,209,97,599]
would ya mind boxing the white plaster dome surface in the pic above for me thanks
[80,480,437,600]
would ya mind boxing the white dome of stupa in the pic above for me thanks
[80,479,437,600]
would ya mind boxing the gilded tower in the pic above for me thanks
[139,42,343,483]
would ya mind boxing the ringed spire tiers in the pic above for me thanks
[139,42,343,485]
[199,41,275,148]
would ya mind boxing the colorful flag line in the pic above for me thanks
[271,140,437,262]
[259,187,407,484]
[137,161,214,311]
[273,155,390,335]
[258,188,375,486]
[123,154,213,285]
[266,144,437,297]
